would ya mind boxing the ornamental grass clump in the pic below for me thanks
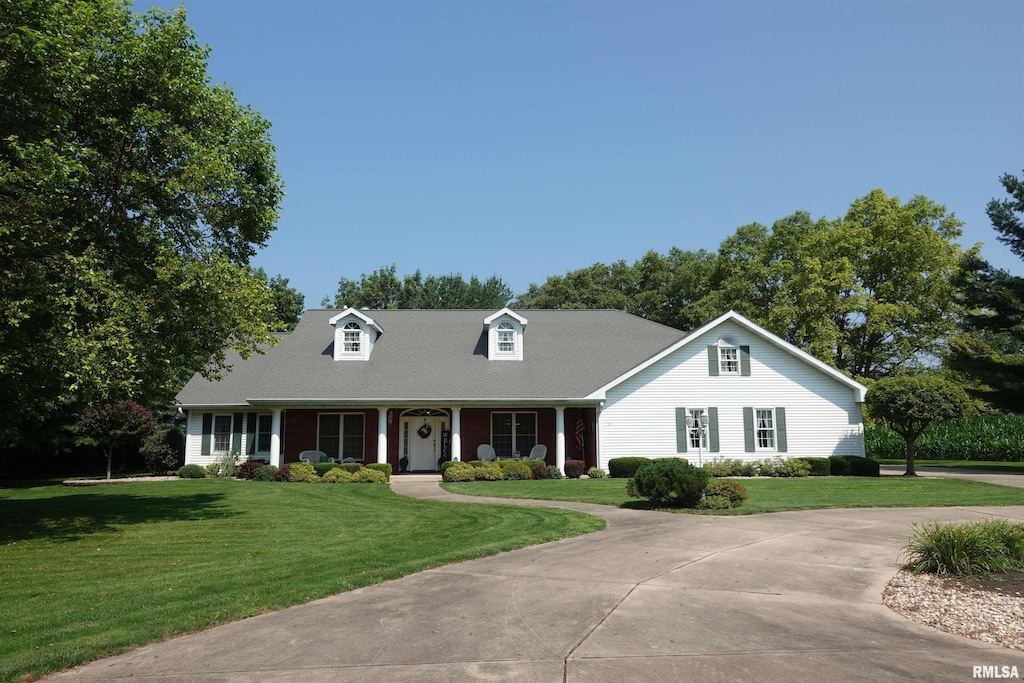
[901,520,1024,576]
[627,459,709,508]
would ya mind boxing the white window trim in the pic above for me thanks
[754,407,777,451]
[490,411,538,457]
[686,407,708,450]
[342,322,362,355]
[212,413,233,454]
[255,414,273,454]
[317,412,366,461]
[718,335,740,375]
[488,316,524,361]
[496,322,516,355]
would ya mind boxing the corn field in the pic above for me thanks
[865,413,1024,461]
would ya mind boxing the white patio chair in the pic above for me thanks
[477,444,497,462]
[527,444,547,460]
[299,450,328,464]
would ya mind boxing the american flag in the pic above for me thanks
[575,412,585,453]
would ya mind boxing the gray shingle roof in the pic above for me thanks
[175,309,687,406]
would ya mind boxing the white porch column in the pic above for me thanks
[377,408,388,465]
[451,407,462,461]
[269,409,282,468]
[555,406,566,473]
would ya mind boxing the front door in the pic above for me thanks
[406,417,442,471]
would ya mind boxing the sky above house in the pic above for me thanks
[142,0,1022,307]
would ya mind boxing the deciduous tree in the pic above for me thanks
[74,401,156,480]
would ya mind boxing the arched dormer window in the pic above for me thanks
[496,322,515,355]
[717,335,739,374]
[343,322,361,354]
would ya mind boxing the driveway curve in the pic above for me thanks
[55,475,1024,682]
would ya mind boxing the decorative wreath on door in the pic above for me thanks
[417,423,432,439]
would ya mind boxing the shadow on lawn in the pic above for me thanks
[0,490,234,543]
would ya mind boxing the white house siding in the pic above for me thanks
[598,320,864,470]
[184,409,266,467]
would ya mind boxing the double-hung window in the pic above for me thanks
[343,322,361,353]
[318,413,365,460]
[491,412,537,458]
[256,414,273,453]
[718,335,739,374]
[212,415,233,453]
[755,409,775,449]
[688,408,707,449]
[496,322,515,354]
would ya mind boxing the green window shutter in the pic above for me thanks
[707,407,719,453]
[740,345,751,376]
[707,346,719,376]
[775,407,788,453]
[246,413,257,454]
[231,413,243,453]
[743,407,755,452]
[201,413,213,456]
[675,408,688,453]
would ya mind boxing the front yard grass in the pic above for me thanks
[441,477,1024,514]
[874,459,1024,473]
[0,479,604,682]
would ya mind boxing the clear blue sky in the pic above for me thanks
[146,1,1022,307]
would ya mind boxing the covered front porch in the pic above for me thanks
[267,405,600,473]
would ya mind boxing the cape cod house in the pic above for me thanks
[175,308,867,473]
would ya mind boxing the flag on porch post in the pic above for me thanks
[575,411,585,454]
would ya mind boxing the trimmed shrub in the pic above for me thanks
[322,468,355,483]
[287,461,319,483]
[529,460,554,479]
[469,460,489,468]
[797,457,831,477]
[703,458,744,478]
[587,467,606,479]
[354,468,388,483]
[627,459,709,508]
[775,458,811,478]
[314,462,339,476]
[755,458,777,477]
[608,457,653,478]
[253,464,277,481]
[440,460,462,473]
[177,464,206,479]
[474,463,504,481]
[337,462,363,473]
[829,455,880,477]
[564,460,586,479]
[498,460,533,480]
[443,463,476,482]
[237,460,266,480]
[702,479,748,508]
[902,520,1024,576]
[205,462,220,478]
[546,465,564,479]
[274,463,292,481]
[365,463,392,481]
[141,425,185,474]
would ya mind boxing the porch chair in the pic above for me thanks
[526,444,547,460]
[477,444,497,462]
[299,450,328,464]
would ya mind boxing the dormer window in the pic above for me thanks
[343,322,361,353]
[718,335,739,374]
[483,308,527,361]
[496,322,515,354]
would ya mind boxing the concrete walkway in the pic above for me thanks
[54,474,1024,682]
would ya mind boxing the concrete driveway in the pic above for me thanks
[54,474,1024,682]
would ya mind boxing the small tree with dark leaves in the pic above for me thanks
[75,401,156,479]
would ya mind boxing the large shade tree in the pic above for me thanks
[323,265,514,310]
[0,0,284,445]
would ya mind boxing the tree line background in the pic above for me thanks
[1,0,1021,472]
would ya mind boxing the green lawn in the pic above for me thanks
[0,480,604,682]
[874,459,1024,473]
[441,477,1024,514]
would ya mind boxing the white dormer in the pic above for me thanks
[483,308,527,361]
[329,308,383,361]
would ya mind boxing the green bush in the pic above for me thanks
[697,495,733,510]
[321,468,355,483]
[866,413,1024,461]
[253,464,277,481]
[314,462,339,476]
[177,464,206,479]
[353,468,388,483]
[703,458,744,477]
[440,460,461,473]
[564,460,586,479]
[755,458,777,477]
[469,460,489,468]
[829,455,880,477]
[608,457,653,478]
[365,463,392,481]
[702,479,748,508]
[774,458,811,478]
[337,462,363,473]
[529,460,554,479]
[140,425,185,474]
[587,467,606,479]
[442,463,476,482]
[205,462,220,477]
[627,459,709,508]
[797,457,831,476]
[498,460,533,480]
[236,461,266,480]
[473,463,503,481]
[546,465,563,479]
[287,461,319,483]
[902,520,1024,576]
[273,463,291,481]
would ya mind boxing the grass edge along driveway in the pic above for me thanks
[0,479,604,683]
[441,477,1024,514]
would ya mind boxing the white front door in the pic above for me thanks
[406,417,441,471]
